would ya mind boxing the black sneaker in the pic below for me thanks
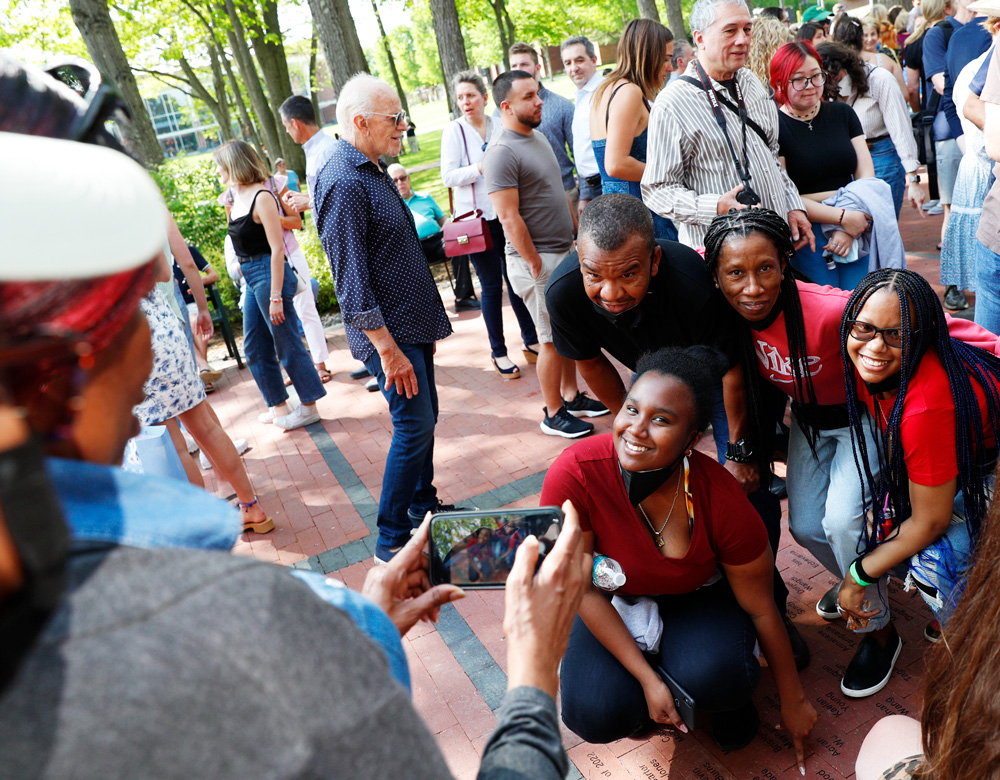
[943,285,969,311]
[841,624,902,698]
[540,406,594,438]
[711,700,760,753]
[784,615,810,671]
[563,391,610,418]
[924,619,942,643]
[769,473,788,499]
[408,500,475,525]
[815,584,842,620]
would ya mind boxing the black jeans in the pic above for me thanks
[560,580,761,744]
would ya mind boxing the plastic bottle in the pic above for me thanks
[593,555,626,591]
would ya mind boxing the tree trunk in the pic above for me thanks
[487,0,514,69]
[309,26,323,124]
[206,42,233,140]
[214,32,265,155]
[664,0,686,38]
[221,0,282,165]
[248,0,306,172]
[540,43,553,80]
[428,0,469,116]
[637,0,661,22]
[68,0,164,166]
[370,0,410,115]
[177,54,233,142]
[307,0,369,99]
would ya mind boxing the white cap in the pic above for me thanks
[612,571,626,586]
[0,132,167,281]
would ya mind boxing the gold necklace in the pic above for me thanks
[637,472,682,549]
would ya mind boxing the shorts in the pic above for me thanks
[566,185,580,217]
[578,174,603,202]
[504,249,569,344]
[935,138,962,204]
[185,301,199,317]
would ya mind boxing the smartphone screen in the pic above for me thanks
[428,507,564,589]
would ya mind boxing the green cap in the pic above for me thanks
[802,6,832,21]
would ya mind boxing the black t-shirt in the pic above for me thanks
[172,245,210,305]
[904,35,927,109]
[545,240,739,369]
[777,101,863,194]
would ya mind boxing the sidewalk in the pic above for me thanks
[201,193,952,780]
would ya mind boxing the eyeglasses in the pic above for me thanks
[847,320,907,349]
[391,174,409,183]
[789,73,828,91]
[374,110,408,126]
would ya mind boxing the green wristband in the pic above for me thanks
[850,560,875,588]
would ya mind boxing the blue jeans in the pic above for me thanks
[364,342,439,551]
[786,414,890,633]
[870,137,905,217]
[241,253,326,408]
[469,219,538,357]
[790,222,869,289]
[975,240,1000,334]
[560,580,760,743]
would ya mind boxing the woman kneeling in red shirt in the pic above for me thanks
[543,346,816,763]
[840,269,1000,638]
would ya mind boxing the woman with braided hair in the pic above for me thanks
[839,269,1000,644]
[704,208,994,698]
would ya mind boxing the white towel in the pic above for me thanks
[612,595,664,654]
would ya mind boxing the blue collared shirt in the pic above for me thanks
[536,84,576,191]
[314,139,452,361]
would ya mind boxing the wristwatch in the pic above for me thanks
[725,438,754,463]
[908,173,920,183]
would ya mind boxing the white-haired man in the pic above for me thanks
[641,0,814,250]
[312,74,457,564]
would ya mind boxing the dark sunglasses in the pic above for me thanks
[391,174,409,183]
[45,59,132,145]
[847,320,909,349]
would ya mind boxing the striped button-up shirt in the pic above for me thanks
[841,64,920,173]
[641,63,804,248]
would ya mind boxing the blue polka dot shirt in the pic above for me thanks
[314,139,452,361]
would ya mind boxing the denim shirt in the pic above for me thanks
[313,139,452,361]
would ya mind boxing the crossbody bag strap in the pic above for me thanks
[458,122,479,213]
[679,73,770,147]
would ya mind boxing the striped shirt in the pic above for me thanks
[641,63,804,248]
[843,64,920,173]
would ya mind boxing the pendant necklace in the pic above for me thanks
[637,471,682,549]
[787,104,820,131]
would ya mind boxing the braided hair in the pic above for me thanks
[703,209,822,462]
[840,269,1000,556]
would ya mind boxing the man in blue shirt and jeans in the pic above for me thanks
[313,74,457,564]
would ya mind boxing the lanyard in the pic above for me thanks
[693,61,754,190]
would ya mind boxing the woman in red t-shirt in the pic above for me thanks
[839,269,1000,641]
[545,346,816,767]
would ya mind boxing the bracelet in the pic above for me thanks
[269,296,282,304]
[850,557,877,587]
[270,291,281,297]
[838,208,846,226]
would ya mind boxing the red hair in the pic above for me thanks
[769,41,822,106]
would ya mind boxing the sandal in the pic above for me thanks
[521,343,539,364]
[491,355,521,380]
[317,367,333,383]
[203,381,215,394]
[238,497,275,534]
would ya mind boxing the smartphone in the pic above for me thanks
[658,667,697,733]
[428,507,564,589]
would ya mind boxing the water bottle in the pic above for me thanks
[593,555,626,591]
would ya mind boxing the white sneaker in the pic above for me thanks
[258,406,290,424]
[199,439,248,470]
[182,430,198,454]
[273,404,320,431]
[199,451,211,470]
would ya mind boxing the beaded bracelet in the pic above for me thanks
[850,557,876,587]
[269,296,282,304]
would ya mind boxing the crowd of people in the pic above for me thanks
[4,0,1000,774]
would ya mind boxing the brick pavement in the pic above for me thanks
[199,191,957,779]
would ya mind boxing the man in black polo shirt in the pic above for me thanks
[545,193,808,667]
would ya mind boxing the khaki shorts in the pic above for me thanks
[504,249,569,344]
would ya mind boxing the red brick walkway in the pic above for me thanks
[200,190,956,780]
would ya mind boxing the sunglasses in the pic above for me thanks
[374,110,408,126]
[847,320,908,349]
[45,59,132,144]
[391,174,409,183]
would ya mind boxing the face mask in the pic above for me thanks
[0,436,69,694]
[591,300,642,330]
[838,74,852,99]
[619,436,696,506]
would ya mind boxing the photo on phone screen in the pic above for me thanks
[428,507,563,589]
